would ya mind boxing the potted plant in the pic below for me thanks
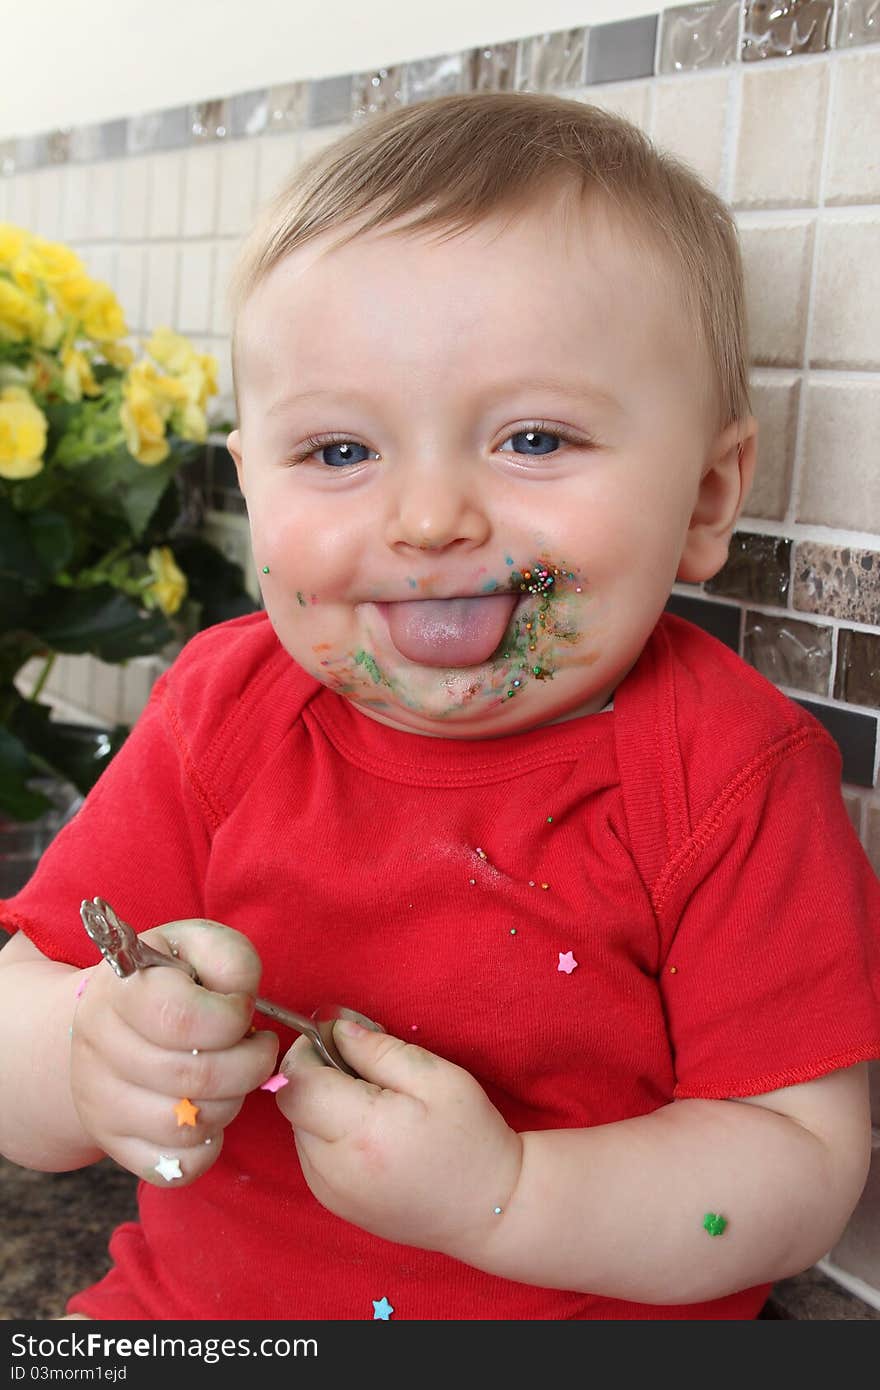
[0,221,255,861]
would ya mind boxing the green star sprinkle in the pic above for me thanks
[703,1212,728,1237]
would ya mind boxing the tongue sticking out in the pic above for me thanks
[384,594,519,667]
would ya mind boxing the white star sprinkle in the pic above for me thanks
[154,1154,183,1182]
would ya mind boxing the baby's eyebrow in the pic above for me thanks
[266,376,622,417]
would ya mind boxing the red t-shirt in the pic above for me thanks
[3,610,879,1320]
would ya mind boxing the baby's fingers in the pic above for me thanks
[94,962,255,1052]
[274,1034,390,1142]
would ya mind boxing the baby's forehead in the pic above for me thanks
[237,194,685,353]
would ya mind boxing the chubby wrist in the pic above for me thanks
[445,1126,526,1275]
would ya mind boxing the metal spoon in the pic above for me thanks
[79,896,382,1078]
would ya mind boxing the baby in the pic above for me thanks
[1,91,878,1322]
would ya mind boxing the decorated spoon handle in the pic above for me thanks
[79,897,366,1076]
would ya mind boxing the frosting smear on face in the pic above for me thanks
[380,594,518,666]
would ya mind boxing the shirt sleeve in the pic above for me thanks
[0,674,213,967]
[656,730,880,1099]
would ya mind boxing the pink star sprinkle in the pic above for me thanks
[260,1073,289,1092]
[557,951,578,975]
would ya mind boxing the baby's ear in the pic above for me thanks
[677,416,758,584]
[226,429,245,491]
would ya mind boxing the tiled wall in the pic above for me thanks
[3,0,880,1301]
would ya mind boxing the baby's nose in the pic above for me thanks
[384,462,491,553]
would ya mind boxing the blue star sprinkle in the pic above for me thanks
[372,1296,394,1320]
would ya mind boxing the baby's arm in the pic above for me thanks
[0,924,278,1179]
[278,1025,871,1304]
[0,931,103,1170]
[470,1064,871,1303]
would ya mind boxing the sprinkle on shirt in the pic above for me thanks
[372,1296,394,1320]
[557,951,578,975]
[260,1073,289,1092]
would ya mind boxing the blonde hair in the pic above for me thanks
[228,90,750,430]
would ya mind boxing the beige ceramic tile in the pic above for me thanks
[212,241,240,338]
[88,162,120,242]
[829,1139,880,1290]
[143,242,179,331]
[115,244,147,336]
[181,145,219,239]
[146,151,183,240]
[809,217,880,370]
[733,62,829,208]
[825,52,880,205]
[799,380,880,530]
[742,372,800,520]
[217,140,259,237]
[32,168,64,241]
[739,219,814,366]
[177,241,216,336]
[255,131,301,207]
[651,74,730,192]
[61,164,92,243]
[119,157,150,241]
[572,82,651,131]
[5,173,33,231]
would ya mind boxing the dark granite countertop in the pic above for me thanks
[1,1154,877,1321]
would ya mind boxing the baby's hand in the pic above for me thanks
[70,920,278,1186]
[275,1023,522,1261]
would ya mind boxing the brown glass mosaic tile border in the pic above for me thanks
[3,0,880,168]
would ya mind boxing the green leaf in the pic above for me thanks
[11,697,129,797]
[170,534,258,628]
[0,495,46,589]
[27,510,75,577]
[29,584,173,661]
[0,724,51,820]
[62,448,177,540]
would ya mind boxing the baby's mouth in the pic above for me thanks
[377,594,519,667]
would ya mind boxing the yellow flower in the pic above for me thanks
[0,277,45,343]
[51,271,94,321]
[0,386,47,479]
[120,377,170,466]
[101,340,135,368]
[146,546,187,616]
[171,397,207,443]
[145,327,197,375]
[80,282,127,343]
[60,345,101,402]
[29,234,86,285]
[0,223,29,269]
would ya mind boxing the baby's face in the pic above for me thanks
[229,190,717,738]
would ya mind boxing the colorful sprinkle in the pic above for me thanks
[260,1073,289,1093]
[557,951,578,975]
[669,966,678,975]
[174,1098,199,1127]
[262,565,270,574]
[372,1296,394,1320]
[74,975,89,999]
[493,1206,503,1215]
[154,1155,183,1182]
[703,1213,728,1237]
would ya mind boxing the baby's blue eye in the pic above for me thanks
[318,441,372,468]
[506,429,561,456]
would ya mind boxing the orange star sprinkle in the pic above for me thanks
[174,1097,200,1127]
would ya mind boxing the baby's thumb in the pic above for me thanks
[148,918,263,998]
[331,1018,423,1089]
